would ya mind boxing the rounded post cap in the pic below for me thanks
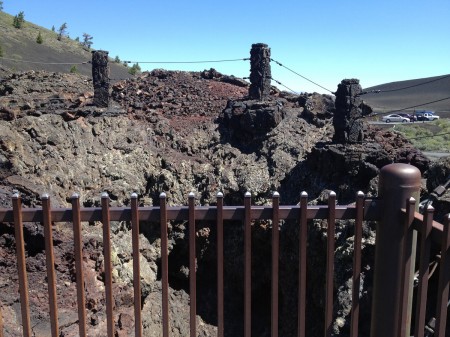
[379,163,421,191]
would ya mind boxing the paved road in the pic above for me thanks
[369,121,435,126]
[423,152,450,161]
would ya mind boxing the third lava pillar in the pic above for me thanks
[249,43,271,100]
[92,50,110,108]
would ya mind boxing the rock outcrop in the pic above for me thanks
[333,79,367,143]
[0,69,437,336]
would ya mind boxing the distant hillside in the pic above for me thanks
[362,74,450,114]
[0,11,131,80]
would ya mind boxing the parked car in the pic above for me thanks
[415,112,440,121]
[415,110,435,115]
[381,114,410,123]
[398,113,417,122]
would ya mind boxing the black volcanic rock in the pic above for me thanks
[0,69,437,336]
[219,98,286,147]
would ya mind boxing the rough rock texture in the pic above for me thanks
[333,79,367,143]
[91,50,110,108]
[219,98,286,149]
[299,92,335,127]
[0,68,436,336]
[248,43,271,100]
[424,156,450,221]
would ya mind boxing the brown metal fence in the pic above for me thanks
[0,163,448,337]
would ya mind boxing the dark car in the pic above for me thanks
[415,111,440,121]
[398,113,416,122]
[416,113,428,121]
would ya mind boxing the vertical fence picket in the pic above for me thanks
[71,194,87,337]
[350,191,364,337]
[131,193,142,337]
[271,192,280,337]
[42,194,59,337]
[413,205,434,337]
[216,192,224,337]
[397,197,416,337]
[12,193,32,337]
[101,193,115,337]
[435,214,450,337]
[298,192,308,337]
[188,193,197,337]
[160,193,169,337]
[244,192,252,337]
[325,191,336,337]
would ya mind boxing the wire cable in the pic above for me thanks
[0,56,91,65]
[270,58,335,94]
[268,76,297,93]
[407,132,450,140]
[123,58,249,64]
[359,74,450,96]
[363,96,450,118]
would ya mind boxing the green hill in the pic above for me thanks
[0,11,131,80]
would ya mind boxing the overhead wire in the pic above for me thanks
[122,58,249,64]
[0,55,249,66]
[268,76,297,93]
[0,56,91,65]
[362,96,450,119]
[358,74,450,96]
[270,58,335,94]
[407,132,450,140]
[2,54,449,114]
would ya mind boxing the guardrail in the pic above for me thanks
[0,163,448,337]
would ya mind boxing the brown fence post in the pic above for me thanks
[370,163,421,337]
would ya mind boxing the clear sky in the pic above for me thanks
[3,0,450,94]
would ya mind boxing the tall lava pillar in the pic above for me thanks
[332,79,364,143]
[92,50,110,108]
[249,43,271,100]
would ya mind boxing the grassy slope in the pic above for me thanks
[394,119,450,152]
[0,11,130,80]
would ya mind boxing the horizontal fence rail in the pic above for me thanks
[0,189,448,337]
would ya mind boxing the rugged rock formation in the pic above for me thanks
[0,68,439,336]
[424,156,450,221]
[299,92,335,127]
[91,50,110,108]
[333,79,367,143]
[248,43,271,100]
[218,98,286,149]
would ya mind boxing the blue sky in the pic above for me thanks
[3,0,450,94]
